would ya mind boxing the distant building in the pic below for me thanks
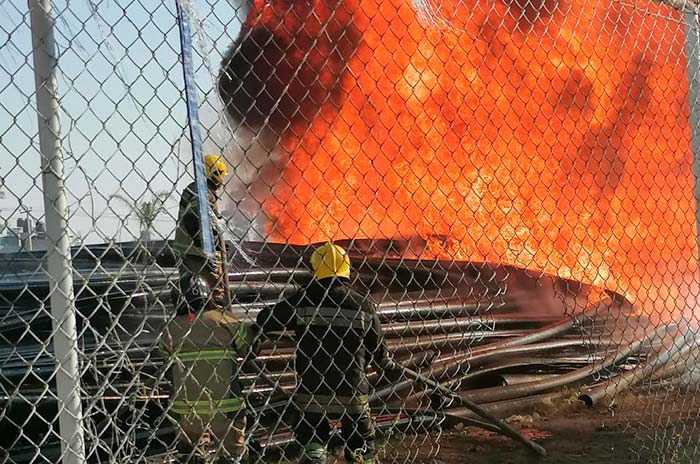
[0,233,20,252]
[0,218,47,252]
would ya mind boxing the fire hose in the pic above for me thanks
[220,237,542,456]
[386,359,548,457]
[219,236,285,398]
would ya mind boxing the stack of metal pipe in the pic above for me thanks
[1,240,698,462]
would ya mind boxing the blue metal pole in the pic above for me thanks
[175,0,215,257]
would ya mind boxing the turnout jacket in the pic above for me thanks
[173,181,224,257]
[256,278,388,415]
[160,309,248,417]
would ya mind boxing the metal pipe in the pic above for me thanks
[29,2,85,463]
[389,407,508,435]
[378,297,487,309]
[498,374,561,386]
[446,391,570,421]
[215,291,558,328]
[240,371,296,384]
[659,368,700,391]
[246,350,439,396]
[419,298,612,383]
[253,324,530,350]
[648,342,699,382]
[227,268,311,282]
[229,281,300,296]
[256,327,540,356]
[225,299,496,323]
[251,329,526,367]
[470,297,610,351]
[579,331,694,407]
[442,359,579,392]
[244,383,295,396]
[409,335,661,401]
[376,292,469,307]
[451,354,610,389]
[381,315,559,337]
[458,323,675,404]
[387,329,526,353]
[370,379,415,403]
[376,301,517,322]
[436,338,616,387]
[369,350,437,385]
[392,361,547,456]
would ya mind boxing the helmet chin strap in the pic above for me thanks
[207,178,223,191]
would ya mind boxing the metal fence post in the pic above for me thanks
[685,7,700,267]
[29,1,86,463]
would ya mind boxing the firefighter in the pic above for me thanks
[162,273,253,463]
[163,154,254,463]
[173,154,228,307]
[256,242,388,464]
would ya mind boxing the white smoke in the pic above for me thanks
[221,122,287,242]
[171,0,275,265]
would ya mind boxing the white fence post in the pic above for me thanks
[29,1,86,463]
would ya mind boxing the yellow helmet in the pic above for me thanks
[310,242,351,280]
[204,154,228,185]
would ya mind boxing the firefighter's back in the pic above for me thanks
[162,306,247,462]
[293,279,373,415]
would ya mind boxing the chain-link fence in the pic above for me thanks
[3,0,700,463]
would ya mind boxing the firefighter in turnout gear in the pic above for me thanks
[173,154,228,307]
[163,155,254,463]
[256,243,388,464]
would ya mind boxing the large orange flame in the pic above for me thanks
[223,0,697,320]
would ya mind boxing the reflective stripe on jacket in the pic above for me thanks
[171,397,246,415]
[256,278,388,416]
[161,311,246,418]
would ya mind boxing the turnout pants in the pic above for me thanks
[296,411,376,464]
[162,310,247,461]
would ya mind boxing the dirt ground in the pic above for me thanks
[382,392,700,464]
[151,392,700,464]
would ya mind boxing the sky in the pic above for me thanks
[0,0,246,246]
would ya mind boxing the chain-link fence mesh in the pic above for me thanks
[2,0,700,463]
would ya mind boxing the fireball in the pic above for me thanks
[219,0,697,320]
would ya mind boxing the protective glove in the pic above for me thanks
[378,354,399,373]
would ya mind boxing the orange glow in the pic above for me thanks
[233,0,697,320]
